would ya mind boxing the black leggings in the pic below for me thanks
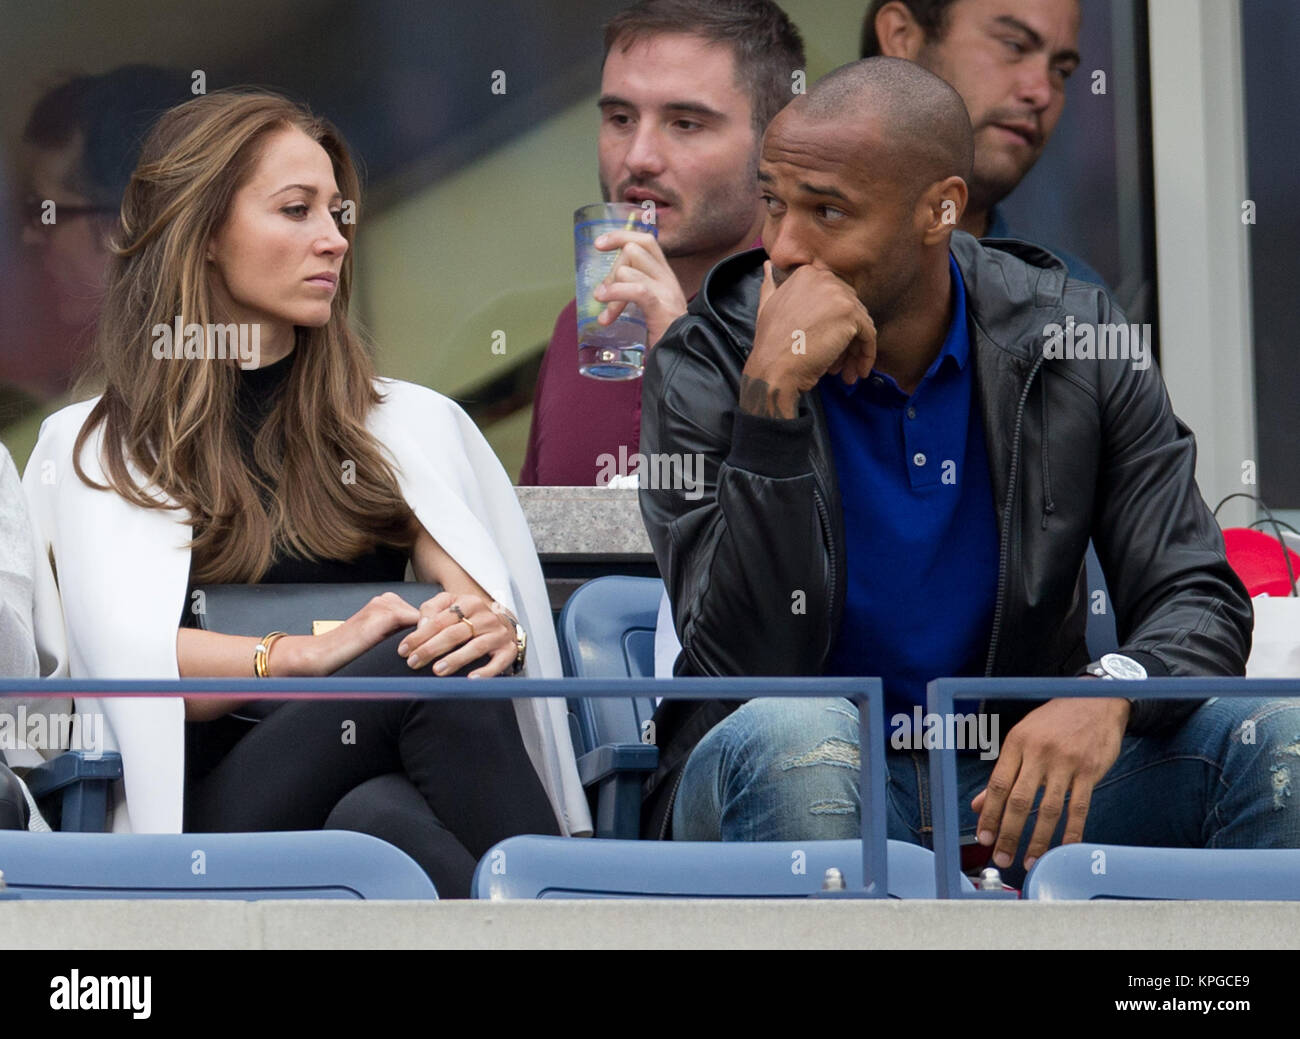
[185,698,561,898]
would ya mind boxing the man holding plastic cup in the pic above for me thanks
[520,0,805,486]
[572,202,662,381]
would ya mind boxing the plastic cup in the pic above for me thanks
[573,202,657,380]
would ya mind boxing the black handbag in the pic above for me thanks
[193,582,493,717]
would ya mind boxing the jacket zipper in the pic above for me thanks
[983,353,1046,678]
[658,757,689,839]
[806,383,842,666]
[813,486,837,662]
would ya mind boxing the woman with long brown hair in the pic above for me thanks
[22,89,590,895]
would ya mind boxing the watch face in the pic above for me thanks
[1100,653,1148,681]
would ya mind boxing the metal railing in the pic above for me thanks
[0,675,889,897]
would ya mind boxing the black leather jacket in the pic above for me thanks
[637,233,1252,839]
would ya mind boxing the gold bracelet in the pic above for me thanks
[254,631,288,678]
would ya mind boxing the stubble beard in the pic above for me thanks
[658,165,761,262]
[599,153,761,263]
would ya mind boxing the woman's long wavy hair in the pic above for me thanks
[73,89,414,583]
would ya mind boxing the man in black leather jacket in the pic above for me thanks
[639,58,1296,876]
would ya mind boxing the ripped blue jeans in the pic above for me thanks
[670,696,1300,883]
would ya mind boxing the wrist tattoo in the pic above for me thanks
[739,374,793,419]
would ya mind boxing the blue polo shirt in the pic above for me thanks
[818,254,998,713]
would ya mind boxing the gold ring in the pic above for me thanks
[450,603,475,639]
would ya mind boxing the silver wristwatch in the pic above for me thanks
[1085,652,1148,681]
[497,609,527,675]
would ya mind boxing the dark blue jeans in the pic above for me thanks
[672,696,1300,885]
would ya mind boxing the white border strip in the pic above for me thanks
[1148,0,1256,527]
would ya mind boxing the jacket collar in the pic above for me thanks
[949,230,1072,370]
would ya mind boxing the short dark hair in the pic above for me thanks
[803,58,974,191]
[859,0,960,59]
[22,65,190,207]
[604,0,806,137]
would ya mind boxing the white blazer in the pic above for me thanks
[2,443,63,829]
[22,377,593,837]
[1,443,41,682]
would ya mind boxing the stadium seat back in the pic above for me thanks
[0,831,438,900]
[473,835,975,899]
[1023,843,1300,900]
[559,575,662,751]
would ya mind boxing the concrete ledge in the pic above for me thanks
[514,486,651,559]
[3,899,1298,950]
[0,900,264,950]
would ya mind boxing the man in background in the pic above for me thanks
[520,0,804,485]
[861,0,1106,285]
[3,66,188,466]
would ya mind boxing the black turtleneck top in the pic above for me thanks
[183,350,408,611]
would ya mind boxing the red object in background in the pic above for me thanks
[1222,528,1300,597]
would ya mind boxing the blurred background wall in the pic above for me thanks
[0,0,1164,482]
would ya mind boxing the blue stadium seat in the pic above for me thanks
[0,830,437,899]
[558,576,661,838]
[473,834,975,899]
[1022,843,1300,900]
[23,751,123,832]
[927,676,1300,898]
